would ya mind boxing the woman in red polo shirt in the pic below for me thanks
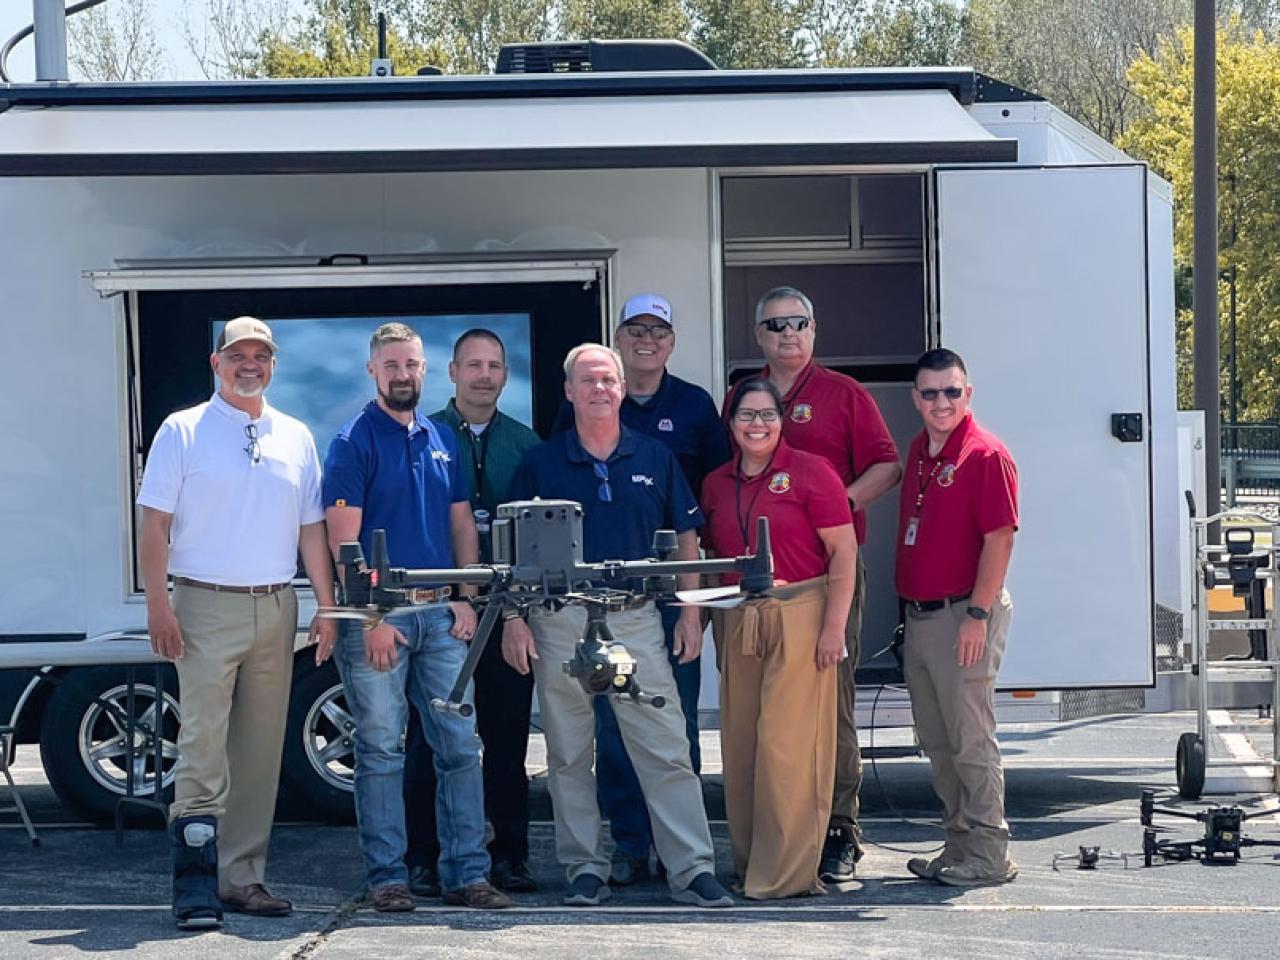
[701,377,858,899]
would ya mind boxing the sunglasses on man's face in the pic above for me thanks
[620,323,673,342]
[917,386,965,402]
[757,315,811,334]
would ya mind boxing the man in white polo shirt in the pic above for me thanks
[137,316,337,930]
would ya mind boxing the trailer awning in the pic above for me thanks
[0,88,1015,176]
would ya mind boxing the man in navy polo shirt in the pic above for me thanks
[323,323,511,913]
[502,343,732,909]
[553,293,730,884]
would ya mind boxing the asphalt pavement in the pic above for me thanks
[3,710,1280,959]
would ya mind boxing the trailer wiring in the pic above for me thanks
[0,0,109,85]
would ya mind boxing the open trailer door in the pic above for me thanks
[932,164,1153,688]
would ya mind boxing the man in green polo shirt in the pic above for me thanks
[402,329,542,895]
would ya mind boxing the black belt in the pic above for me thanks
[904,593,971,613]
[174,577,291,597]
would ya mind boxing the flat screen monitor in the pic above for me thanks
[212,314,534,451]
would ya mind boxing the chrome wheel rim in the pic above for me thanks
[77,683,180,797]
[303,683,356,792]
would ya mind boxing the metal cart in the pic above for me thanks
[1179,495,1280,798]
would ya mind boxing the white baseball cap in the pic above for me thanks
[619,293,673,326]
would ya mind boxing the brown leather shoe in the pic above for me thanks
[220,883,292,917]
[441,880,512,909]
[370,883,415,913]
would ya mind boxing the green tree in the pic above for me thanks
[966,0,1189,141]
[561,0,690,42]
[1123,24,1280,418]
[846,0,970,68]
[256,0,448,77]
[688,0,809,68]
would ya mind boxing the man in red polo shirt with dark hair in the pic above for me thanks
[897,347,1018,888]
[724,285,902,881]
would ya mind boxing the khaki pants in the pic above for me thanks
[169,583,297,892]
[529,602,715,891]
[903,589,1013,871]
[713,577,836,899]
[831,551,866,832]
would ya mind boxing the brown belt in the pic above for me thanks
[404,586,453,604]
[174,576,292,597]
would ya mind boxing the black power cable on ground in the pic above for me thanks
[861,681,946,856]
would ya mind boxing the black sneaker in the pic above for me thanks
[671,872,733,908]
[491,859,538,893]
[818,825,858,882]
[408,862,442,898]
[563,873,611,906]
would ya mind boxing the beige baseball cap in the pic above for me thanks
[217,316,277,354]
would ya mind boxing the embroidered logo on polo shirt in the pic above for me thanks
[431,449,452,463]
[658,418,674,432]
[768,472,792,494]
[790,403,813,424]
[631,474,654,486]
[937,464,957,488]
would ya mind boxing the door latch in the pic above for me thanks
[1111,412,1143,443]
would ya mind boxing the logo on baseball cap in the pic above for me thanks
[619,293,672,327]
[217,316,277,354]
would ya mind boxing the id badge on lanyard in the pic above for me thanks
[904,516,919,546]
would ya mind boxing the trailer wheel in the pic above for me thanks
[38,666,180,824]
[279,659,355,823]
[1176,731,1206,800]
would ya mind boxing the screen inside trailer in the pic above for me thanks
[211,313,534,450]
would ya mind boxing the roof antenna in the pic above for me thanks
[370,11,392,78]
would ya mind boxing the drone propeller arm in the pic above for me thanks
[430,596,507,717]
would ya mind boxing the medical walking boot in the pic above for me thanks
[171,815,223,930]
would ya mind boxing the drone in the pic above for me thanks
[1140,789,1280,866]
[319,499,775,715]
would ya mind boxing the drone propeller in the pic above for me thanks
[672,585,747,608]
[315,606,383,624]
[672,579,797,609]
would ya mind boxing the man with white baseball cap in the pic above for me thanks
[138,316,337,928]
[553,293,730,885]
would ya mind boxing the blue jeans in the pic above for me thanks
[594,603,701,860]
[335,605,489,891]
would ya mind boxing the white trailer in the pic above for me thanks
[0,41,1179,821]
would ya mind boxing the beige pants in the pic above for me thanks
[714,578,836,899]
[529,602,715,891]
[169,583,297,892]
[903,589,1013,871]
[831,550,867,830]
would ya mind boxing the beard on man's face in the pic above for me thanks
[380,380,420,412]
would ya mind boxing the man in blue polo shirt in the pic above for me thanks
[552,294,730,885]
[323,322,510,913]
[503,343,732,909]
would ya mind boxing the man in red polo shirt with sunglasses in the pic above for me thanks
[724,285,902,881]
[897,348,1018,888]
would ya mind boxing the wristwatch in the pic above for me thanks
[965,605,991,621]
